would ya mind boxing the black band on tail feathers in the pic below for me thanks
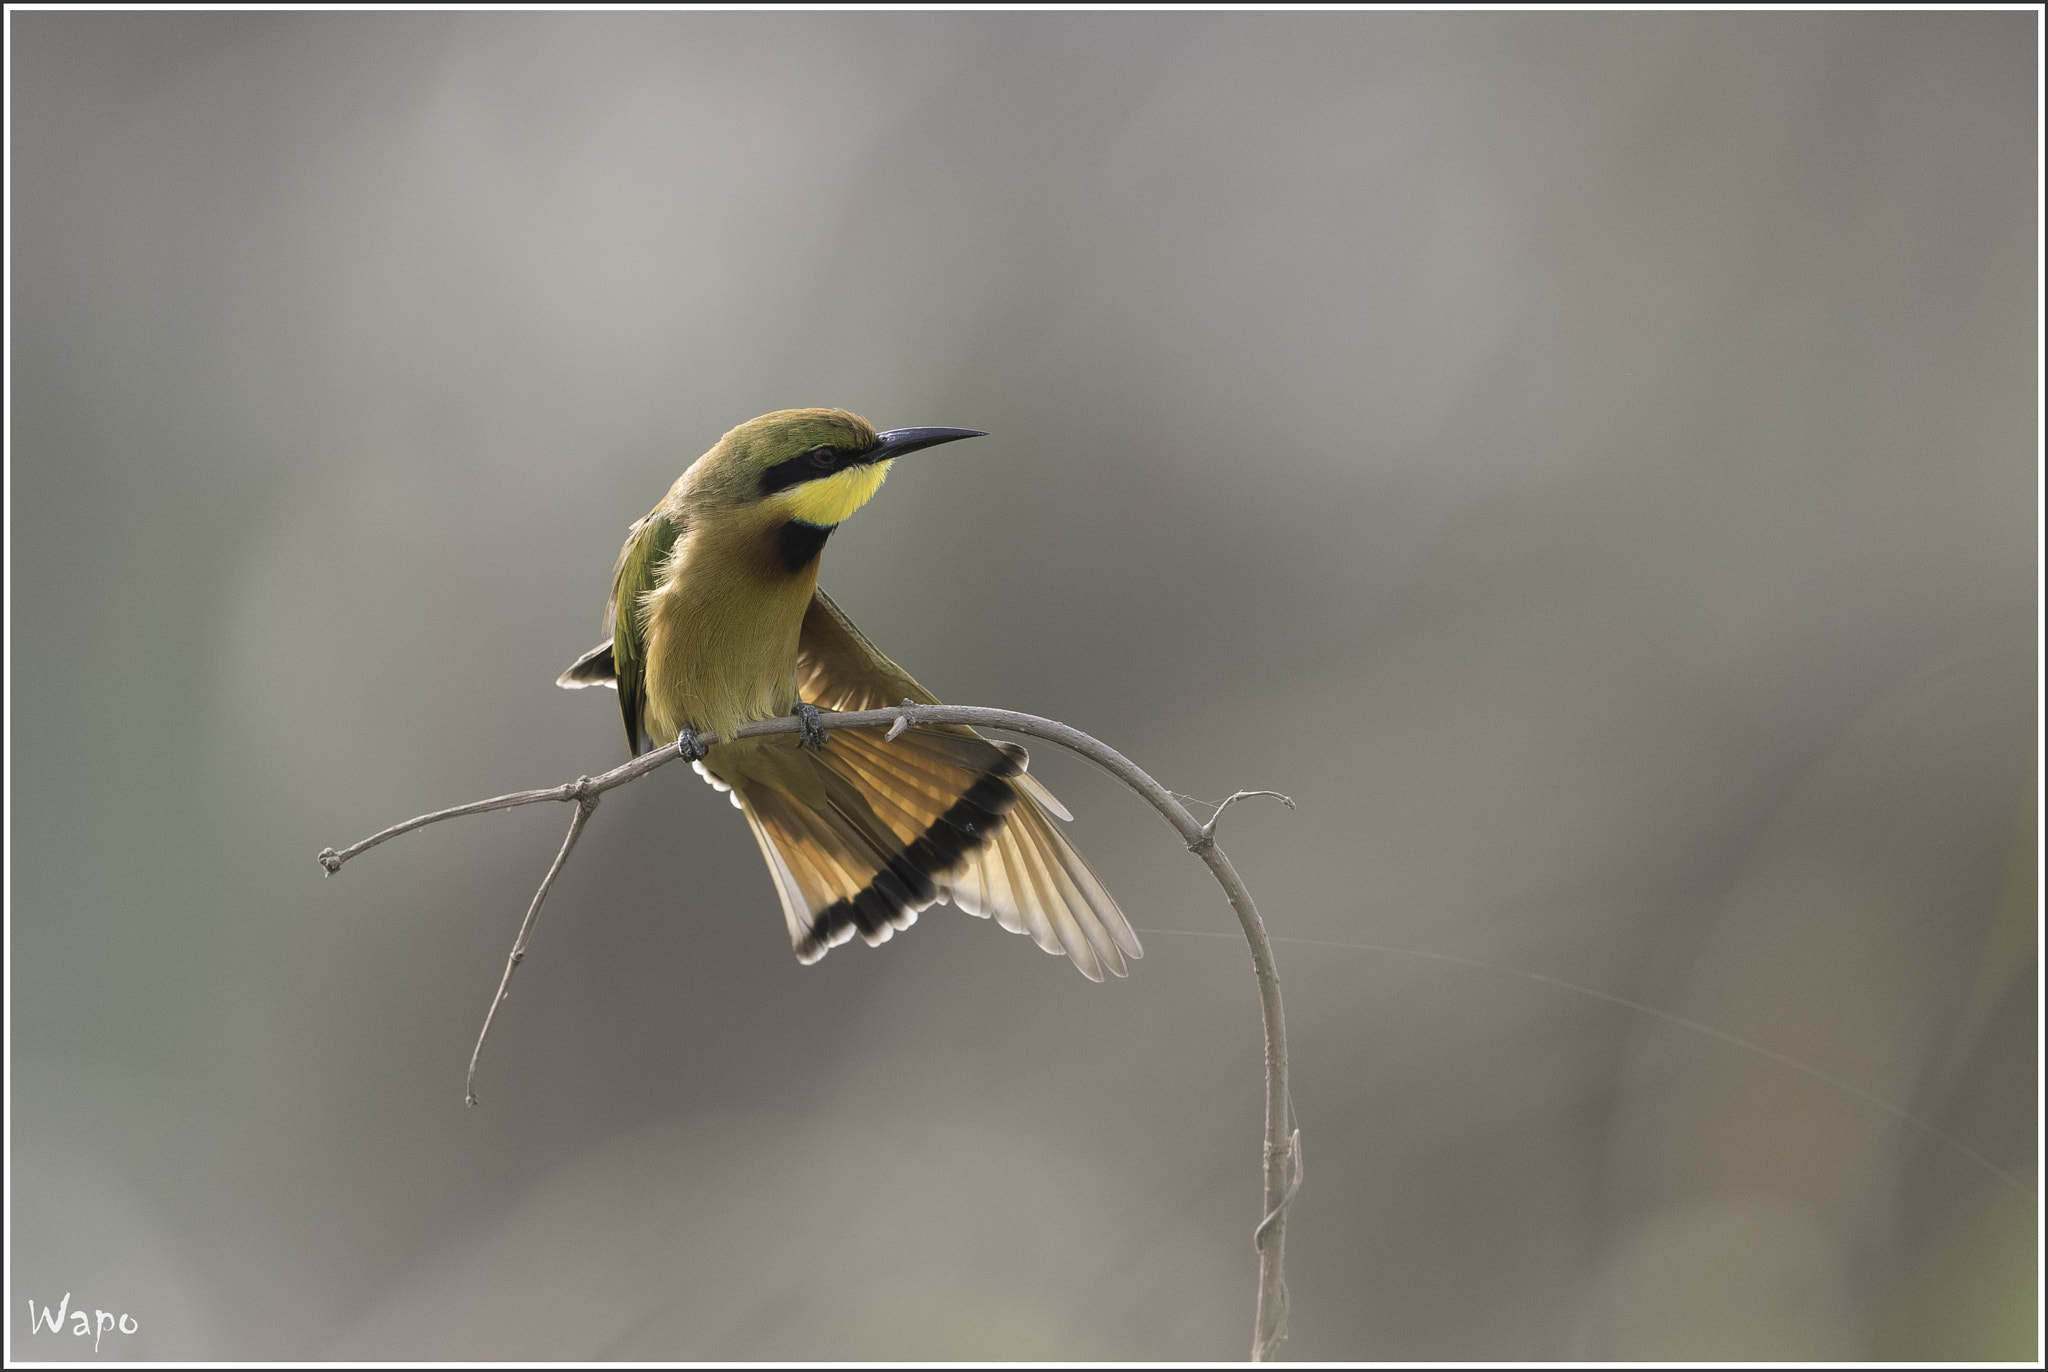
[796,761,1021,958]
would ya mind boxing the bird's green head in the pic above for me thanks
[693,408,986,527]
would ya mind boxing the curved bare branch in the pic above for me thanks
[319,702,1298,1359]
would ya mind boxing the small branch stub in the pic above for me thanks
[1201,789,1296,841]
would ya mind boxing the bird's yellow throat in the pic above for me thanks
[780,459,894,528]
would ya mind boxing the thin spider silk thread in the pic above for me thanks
[1139,926,2029,1197]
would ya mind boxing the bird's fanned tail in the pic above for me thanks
[731,723,1142,980]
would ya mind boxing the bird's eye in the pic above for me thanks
[807,446,837,468]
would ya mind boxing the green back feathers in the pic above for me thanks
[611,511,683,755]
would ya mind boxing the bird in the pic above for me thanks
[556,408,1141,981]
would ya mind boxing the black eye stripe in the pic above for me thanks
[758,442,871,495]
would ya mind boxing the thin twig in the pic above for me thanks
[464,783,599,1106]
[317,750,675,874]
[320,703,1298,1360]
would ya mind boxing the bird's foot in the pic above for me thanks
[793,701,829,751]
[675,728,708,763]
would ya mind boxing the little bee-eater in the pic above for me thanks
[558,408,1141,980]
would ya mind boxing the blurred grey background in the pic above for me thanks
[9,10,2036,1361]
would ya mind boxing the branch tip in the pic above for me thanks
[318,847,343,875]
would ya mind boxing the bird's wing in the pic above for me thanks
[556,510,682,757]
[766,587,1142,979]
[795,585,939,711]
[795,585,1070,822]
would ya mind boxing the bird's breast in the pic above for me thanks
[642,521,819,744]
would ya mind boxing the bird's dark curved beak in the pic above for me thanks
[868,427,988,461]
